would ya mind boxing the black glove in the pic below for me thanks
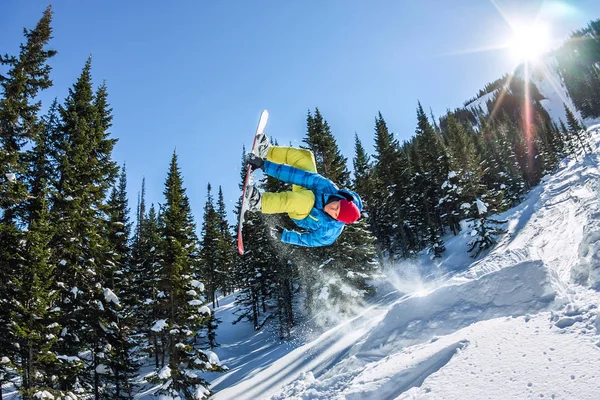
[247,153,264,171]
[270,225,284,241]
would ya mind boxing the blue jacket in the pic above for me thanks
[263,160,363,247]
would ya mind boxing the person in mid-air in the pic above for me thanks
[244,133,362,247]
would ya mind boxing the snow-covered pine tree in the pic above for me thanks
[491,116,527,207]
[0,9,56,394]
[102,165,139,398]
[403,142,425,247]
[501,114,530,198]
[549,121,567,161]
[371,112,413,258]
[466,198,507,258]
[558,119,580,160]
[216,186,236,297]
[105,166,132,305]
[353,133,398,269]
[304,109,350,183]
[129,178,149,361]
[137,203,165,369]
[150,152,222,398]
[203,186,233,346]
[412,102,448,257]
[199,183,223,348]
[439,113,482,231]
[48,58,119,396]
[10,95,65,398]
[89,79,122,399]
[0,5,56,222]
[563,104,592,154]
[477,117,512,213]
[534,114,562,175]
[443,114,507,257]
[352,134,373,203]
[13,195,61,399]
[199,183,221,309]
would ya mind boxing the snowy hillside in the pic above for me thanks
[465,56,587,124]
[201,126,600,400]
[529,57,582,123]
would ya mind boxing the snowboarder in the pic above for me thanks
[244,133,362,247]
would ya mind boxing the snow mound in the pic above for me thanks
[570,149,600,290]
[342,340,469,400]
[363,260,555,353]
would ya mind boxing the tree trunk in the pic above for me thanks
[252,292,259,330]
[115,366,121,399]
[94,350,100,400]
[153,336,159,369]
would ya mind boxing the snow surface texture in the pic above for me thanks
[201,127,600,400]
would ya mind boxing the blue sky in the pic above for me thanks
[2,0,599,224]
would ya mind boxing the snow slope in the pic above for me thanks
[208,127,600,400]
[465,56,597,126]
[527,57,582,124]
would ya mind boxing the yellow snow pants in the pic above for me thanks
[261,146,317,220]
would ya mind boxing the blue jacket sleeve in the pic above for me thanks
[281,229,337,247]
[263,161,339,194]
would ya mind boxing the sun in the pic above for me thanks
[509,23,551,63]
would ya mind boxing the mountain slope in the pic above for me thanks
[208,126,600,400]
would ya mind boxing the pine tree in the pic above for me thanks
[49,58,118,397]
[0,5,56,222]
[478,118,511,212]
[352,134,372,199]
[216,186,236,297]
[563,104,591,154]
[12,194,62,398]
[413,102,448,257]
[102,165,139,398]
[440,113,484,230]
[135,203,164,368]
[205,186,233,346]
[10,94,65,398]
[199,183,222,348]
[151,152,222,398]
[371,112,413,257]
[304,108,350,185]
[534,115,561,175]
[0,9,56,394]
[466,199,507,258]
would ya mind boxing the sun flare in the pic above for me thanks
[509,23,551,63]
